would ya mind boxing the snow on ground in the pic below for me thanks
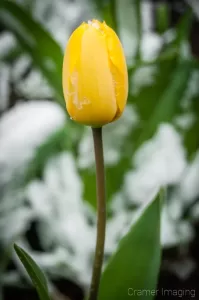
[0,100,66,190]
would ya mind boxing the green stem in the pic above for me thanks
[88,127,106,300]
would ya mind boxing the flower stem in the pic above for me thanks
[88,127,106,300]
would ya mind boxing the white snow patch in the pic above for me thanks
[32,0,89,50]
[181,70,199,109]
[88,20,100,29]
[16,70,53,98]
[0,101,66,188]
[185,0,199,20]
[180,40,192,60]
[0,32,17,59]
[12,55,31,82]
[110,192,128,214]
[118,0,161,63]
[124,124,187,204]
[141,32,163,61]
[0,63,10,111]
[25,152,95,285]
[141,1,153,32]
[161,206,194,247]
[163,29,176,44]
[174,112,196,130]
[0,207,34,245]
[0,11,36,47]
[179,151,199,204]
[131,65,157,96]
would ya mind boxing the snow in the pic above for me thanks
[163,29,176,44]
[32,0,92,50]
[0,32,17,59]
[179,41,192,59]
[179,151,199,204]
[181,70,199,109]
[0,207,34,246]
[117,0,139,62]
[0,11,36,47]
[0,101,66,190]
[131,65,157,96]
[141,1,153,32]
[16,70,53,98]
[0,0,198,289]
[25,152,95,285]
[141,33,163,61]
[78,105,139,168]
[174,112,196,130]
[12,55,31,82]
[119,0,163,64]
[105,210,135,253]
[161,206,194,248]
[185,0,199,20]
[17,131,195,284]
[124,124,187,205]
[0,63,10,112]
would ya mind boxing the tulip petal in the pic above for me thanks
[62,20,128,126]
[103,22,128,119]
[65,25,117,126]
[62,23,86,113]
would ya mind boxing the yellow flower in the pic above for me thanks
[62,19,128,127]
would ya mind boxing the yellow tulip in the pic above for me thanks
[62,19,128,127]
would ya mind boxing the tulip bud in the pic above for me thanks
[62,19,128,127]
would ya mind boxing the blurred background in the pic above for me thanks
[0,0,199,299]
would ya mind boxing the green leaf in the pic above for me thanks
[14,244,51,300]
[24,122,83,184]
[183,95,199,160]
[0,1,64,106]
[134,60,192,151]
[174,8,193,49]
[98,191,162,300]
[133,0,142,61]
[0,45,22,63]
[24,126,69,183]
[156,3,169,34]
[94,0,118,33]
